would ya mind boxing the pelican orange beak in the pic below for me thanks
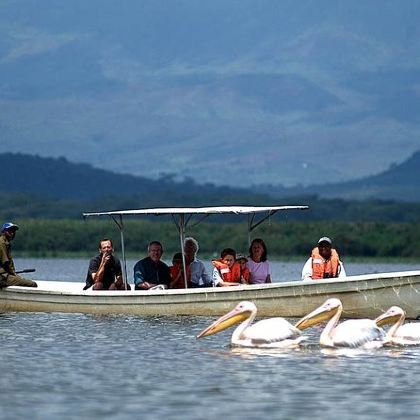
[196,308,252,339]
[295,301,340,330]
[375,307,405,327]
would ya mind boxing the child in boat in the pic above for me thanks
[236,254,250,284]
[169,252,186,288]
[212,248,243,287]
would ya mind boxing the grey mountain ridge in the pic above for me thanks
[1,151,419,202]
[1,1,420,186]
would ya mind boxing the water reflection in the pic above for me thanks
[231,346,307,359]
[197,339,420,361]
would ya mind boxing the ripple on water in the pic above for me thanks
[2,299,420,418]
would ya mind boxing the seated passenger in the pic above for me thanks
[0,222,37,288]
[301,236,346,281]
[236,254,251,284]
[184,237,212,288]
[133,241,171,290]
[85,238,129,290]
[212,248,242,287]
[246,238,272,284]
[169,252,186,289]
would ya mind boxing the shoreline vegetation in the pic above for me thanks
[11,219,420,259]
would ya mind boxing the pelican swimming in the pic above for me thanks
[295,298,388,349]
[375,306,420,345]
[196,301,305,348]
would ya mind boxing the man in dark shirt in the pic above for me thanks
[133,241,171,290]
[85,238,128,290]
[0,222,37,288]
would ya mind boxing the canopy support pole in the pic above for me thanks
[178,214,189,289]
[249,210,280,233]
[111,215,128,290]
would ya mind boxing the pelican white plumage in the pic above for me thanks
[295,298,388,349]
[196,301,305,348]
[375,306,420,345]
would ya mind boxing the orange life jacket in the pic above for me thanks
[240,266,251,284]
[169,265,186,289]
[311,247,341,279]
[212,259,242,283]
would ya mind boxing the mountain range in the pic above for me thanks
[1,1,420,187]
[1,151,419,203]
[260,150,420,202]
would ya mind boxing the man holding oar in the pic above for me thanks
[0,222,38,288]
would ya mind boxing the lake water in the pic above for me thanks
[12,257,420,284]
[1,259,420,419]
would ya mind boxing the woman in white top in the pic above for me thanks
[246,238,271,284]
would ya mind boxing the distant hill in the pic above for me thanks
[1,151,420,204]
[260,150,420,202]
[319,150,420,201]
[0,152,271,203]
[1,153,420,224]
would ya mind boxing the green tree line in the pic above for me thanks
[2,191,420,223]
[10,218,420,259]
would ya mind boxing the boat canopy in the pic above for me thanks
[83,205,308,217]
[83,205,308,289]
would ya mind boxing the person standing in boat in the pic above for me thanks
[183,237,212,288]
[133,241,171,290]
[85,238,128,290]
[0,222,38,288]
[301,236,346,281]
[246,238,272,284]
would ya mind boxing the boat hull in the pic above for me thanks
[1,271,420,319]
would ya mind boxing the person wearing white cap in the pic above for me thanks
[0,222,37,288]
[301,236,346,281]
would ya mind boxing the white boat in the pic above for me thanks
[1,206,420,319]
[1,271,420,318]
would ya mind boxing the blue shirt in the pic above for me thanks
[133,256,171,287]
[189,258,212,287]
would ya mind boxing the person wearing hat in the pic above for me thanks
[0,222,38,288]
[301,236,346,281]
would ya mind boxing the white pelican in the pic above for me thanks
[295,298,388,349]
[375,306,420,345]
[196,301,305,348]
